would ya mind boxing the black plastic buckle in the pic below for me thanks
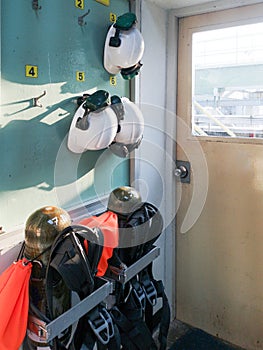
[142,280,157,306]
[132,281,146,310]
[109,28,121,47]
[88,308,114,345]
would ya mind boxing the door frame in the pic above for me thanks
[174,3,263,349]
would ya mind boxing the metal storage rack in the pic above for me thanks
[38,246,160,342]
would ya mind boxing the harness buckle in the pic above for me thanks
[132,281,146,310]
[142,280,157,306]
[27,314,48,343]
[88,307,114,345]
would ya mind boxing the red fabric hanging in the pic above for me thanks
[79,211,119,276]
[0,258,32,350]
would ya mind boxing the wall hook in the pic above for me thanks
[32,0,42,10]
[78,10,91,26]
[33,90,46,107]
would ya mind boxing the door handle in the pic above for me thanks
[174,160,190,183]
[174,165,188,178]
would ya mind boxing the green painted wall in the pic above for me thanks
[0,0,130,232]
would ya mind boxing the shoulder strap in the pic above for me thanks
[117,202,163,265]
[72,224,104,277]
[141,267,171,350]
[45,225,104,314]
[111,304,158,350]
[41,225,105,349]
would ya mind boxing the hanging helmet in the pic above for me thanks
[109,97,144,158]
[107,186,142,215]
[67,90,118,153]
[104,12,144,80]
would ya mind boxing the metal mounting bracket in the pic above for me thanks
[44,278,112,342]
[105,246,160,284]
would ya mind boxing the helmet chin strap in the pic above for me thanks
[109,28,122,47]
[110,95,125,122]
[109,12,137,48]
[121,62,143,80]
[109,136,143,158]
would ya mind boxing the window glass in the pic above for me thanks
[192,22,263,138]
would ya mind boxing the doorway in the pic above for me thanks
[176,4,263,349]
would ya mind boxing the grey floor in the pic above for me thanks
[163,319,246,350]
[166,319,190,348]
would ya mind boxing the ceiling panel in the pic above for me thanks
[145,0,218,10]
[145,0,263,12]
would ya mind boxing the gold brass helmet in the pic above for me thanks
[24,206,71,266]
[107,186,142,215]
[24,206,72,348]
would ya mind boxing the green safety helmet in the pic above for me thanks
[107,186,142,215]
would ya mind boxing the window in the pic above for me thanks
[192,22,263,138]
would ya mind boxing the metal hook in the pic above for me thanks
[32,0,42,10]
[33,90,46,107]
[78,10,91,26]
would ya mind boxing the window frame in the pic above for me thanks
[177,3,263,145]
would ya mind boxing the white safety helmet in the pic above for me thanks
[109,97,144,158]
[104,13,144,80]
[67,91,118,153]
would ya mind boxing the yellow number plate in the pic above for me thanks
[76,71,85,82]
[110,76,117,86]
[25,65,38,78]
[75,0,84,9]
[96,0,110,6]
[110,12,117,23]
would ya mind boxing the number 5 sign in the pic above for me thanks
[76,71,85,82]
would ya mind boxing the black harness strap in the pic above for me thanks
[140,263,171,350]
[111,202,170,350]
[156,282,170,350]
[73,317,96,350]
[144,277,170,350]
[111,306,158,350]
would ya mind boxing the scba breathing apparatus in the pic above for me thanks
[21,187,170,350]
[104,12,144,80]
[67,90,144,158]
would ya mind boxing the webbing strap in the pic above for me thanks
[111,306,157,350]
[152,280,171,350]
[96,324,121,350]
